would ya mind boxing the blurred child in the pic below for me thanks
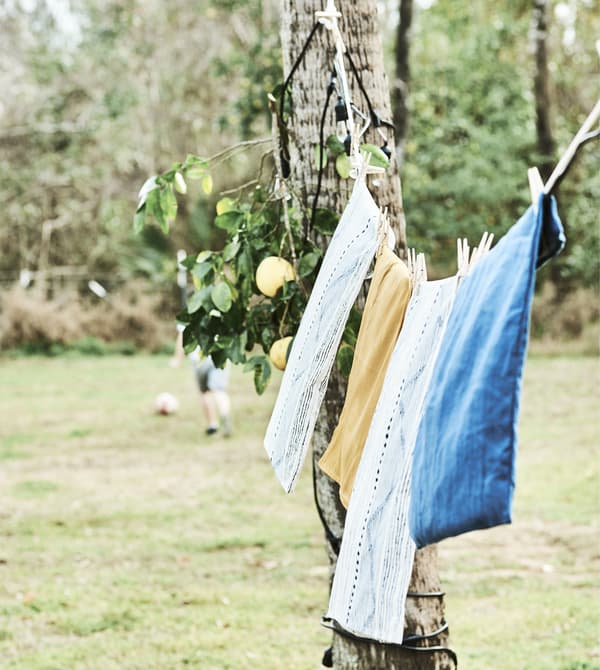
[171,326,232,437]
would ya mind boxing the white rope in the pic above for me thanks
[316,0,384,180]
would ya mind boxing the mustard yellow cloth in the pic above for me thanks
[318,247,412,508]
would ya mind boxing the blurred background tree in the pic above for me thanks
[0,0,281,292]
[379,0,599,292]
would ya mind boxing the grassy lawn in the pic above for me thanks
[0,354,598,669]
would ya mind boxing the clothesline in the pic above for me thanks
[263,0,598,653]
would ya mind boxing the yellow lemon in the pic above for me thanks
[255,256,295,297]
[269,336,293,371]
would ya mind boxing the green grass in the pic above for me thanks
[0,355,598,669]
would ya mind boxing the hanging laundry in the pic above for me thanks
[318,246,412,508]
[409,195,565,549]
[325,274,458,644]
[264,179,380,493]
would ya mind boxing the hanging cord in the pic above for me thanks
[279,21,323,124]
[407,590,445,598]
[278,21,323,179]
[312,456,342,555]
[268,93,298,271]
[345,50,395,138]
[308,68,337,236]
[275,10,396,233]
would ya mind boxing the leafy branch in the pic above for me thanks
[133,131,388,393]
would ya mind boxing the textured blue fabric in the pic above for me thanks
[409,195,565,548]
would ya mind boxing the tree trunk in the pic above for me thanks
[531,0,555,181]
[280,2,455,668]
[393,0,413,163]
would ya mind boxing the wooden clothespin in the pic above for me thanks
[457,232,494,278]
[528,167,545,214]
[350,150,386,181]
[407,247,416,280]
[469,231,494,270]
[456,237,470,278]
[375,208,389,257]
[407,248,426,290]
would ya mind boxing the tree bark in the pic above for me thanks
[280,2,455,668]
[393,0,413,164]
[531,0,555,181]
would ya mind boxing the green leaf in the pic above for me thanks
[228,337,246,365]
[336,153,352,179]
[237,246,254,299]
[146,189,168,233]
[133,207,146,233]
[201,174,213,195]
[360,143,390,169]
[313,208,339,235]
[223,239,241,262]
[174,172,187,194]
[196,250,213,264]
[137,175,158,210]
[314,144,328,169]
[261,327,274,351]
[183,156,209,180]
[214,335,234,350]
[181,254,197,270]
[211,282,233,312]
[161,186,178,222]
[326,134,346,157]
[192,261,213,285]
[215,211,244,233]
[185,166,206,180]
[298,250,322,278]
[211,348,228,369]
[243,355,262,372]
[216,197,236,215]
[187,286,211,313]
[251,356,271,395]
[182,325,197,353]
[336,343,355,377]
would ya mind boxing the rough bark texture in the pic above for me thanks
[280,2,455,668]
[393,0,413,163]
[532,0,555,180]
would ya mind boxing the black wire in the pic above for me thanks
[308,70,336,236]
[279,21,322,123]
[312,457,342,555]
[407,590,445,598]
[402,622,448,643]
[345,50,395,131]
[321,617,457,666]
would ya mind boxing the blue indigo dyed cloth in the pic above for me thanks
[409,195,565,548]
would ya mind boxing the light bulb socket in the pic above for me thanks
[344,133,352,156]
[335,97,348,123]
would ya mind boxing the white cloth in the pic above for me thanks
[326,275,458,643]
[264,180,380,492]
